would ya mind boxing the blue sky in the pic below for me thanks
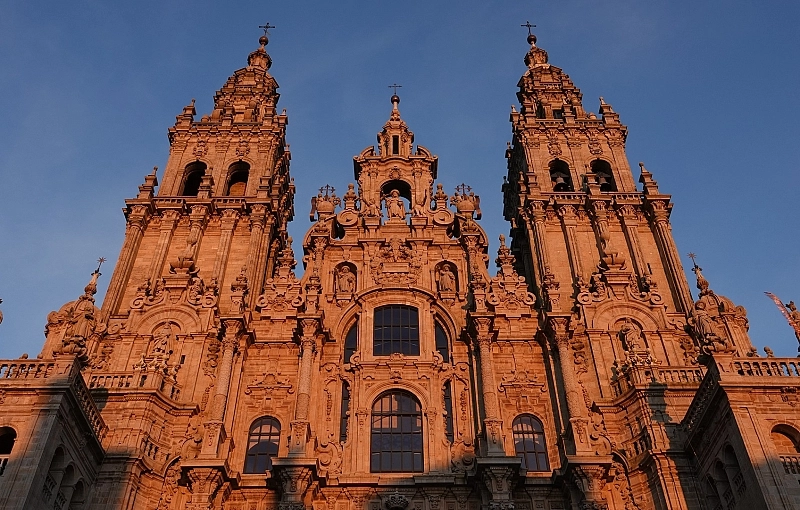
[0,1,798,359]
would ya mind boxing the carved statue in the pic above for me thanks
[384,189,406,219]
[152,323,174,355]
[619,318,644,351]
[411,185,428,217]
[361,195,380,217]
[187,277,204,304]
[336,266,356,294]
[437,265,456,292]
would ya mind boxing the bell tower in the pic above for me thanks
[37,34,296,508]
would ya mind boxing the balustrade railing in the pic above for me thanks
[0,361,56,379]
[780,455,800,475]
[730,359,800,377]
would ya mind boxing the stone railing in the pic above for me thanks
[780,455,800,475]
[87,370,180,402]
[611,364,705,398]
[71,369,107,441]
[729,359,800,378]
[88,373,134,390]
[0,360,58,379]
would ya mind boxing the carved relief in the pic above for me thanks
[369,237,423,286]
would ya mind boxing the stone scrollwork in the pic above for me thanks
[369,237,423,286]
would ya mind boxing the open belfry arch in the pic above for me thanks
[0,26,799,510]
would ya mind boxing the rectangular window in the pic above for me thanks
[373,305,420,356]
[443,382,454,442]
[340,383,350,442]
[552,109,563,119]
[392,135,400,155]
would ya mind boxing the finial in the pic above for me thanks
[687,253,710,294]
[521,20,537,45]
[96,257,107,273]
[150,166,158,177]
[258,22,275,46]
[388,83,402,104]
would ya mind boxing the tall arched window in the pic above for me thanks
[344,322,358,364]
[434,321,449,363]
[512,414,549,472]
[226,162,249,196]
[244,417,281,473]
[373,305,419,356]
[370,391,423,472]
[0,427,16,476]
[181,162,207,196]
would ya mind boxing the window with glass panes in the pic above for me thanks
[244,417,281,473]
[373,306,419,356]
[512,415,549,471]
[370,391,423,472]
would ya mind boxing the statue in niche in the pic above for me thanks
[437,265,456,292]
[384,189,406,219]
[619,318,644,351]
[336,266,356,294]
[152,323,174,356]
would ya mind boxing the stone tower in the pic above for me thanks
[1,29,799,510]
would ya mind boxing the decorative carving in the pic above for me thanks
[257,240,304,316]
[487,235,535,317]
[384,491,409,510]
[310,185,341,221]
[450,184,482,220]
[369,237,423,286]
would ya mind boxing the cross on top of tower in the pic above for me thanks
[259,23,276,36]
[687,252,699,270]
[388,83,402,95]
[521,20,538,45]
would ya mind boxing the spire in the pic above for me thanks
[687,253,711,296]
[388,84,403,121]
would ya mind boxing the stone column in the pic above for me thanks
[548,316,590,450]
[526,200,551,282]
[211,319,242,421]
[648,200,694,314]
[290,317,319,455]
[557,204,584,281]
[244,204,268,309]
[617,204,647,279]
[472,316,505,455]
[102,205,149,314]
[211,209,240,282]
[148,209,180,282]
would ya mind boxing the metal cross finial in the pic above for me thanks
[521,20,536,35]
[96,257,107,273]
[455,183,472,195]
[259,23,276,36]
[687,252,700,270]
[319,184,335,197]
[388,83,402,95]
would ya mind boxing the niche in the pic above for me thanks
[181,162,207,196]
[226,162,250,196]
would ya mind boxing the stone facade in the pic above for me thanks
[0,31,799,510]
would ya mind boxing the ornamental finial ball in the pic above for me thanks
[527,33,537,45]
[259,35,268,46]
[391,94,400,105]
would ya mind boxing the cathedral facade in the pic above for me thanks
[0,30,799,510]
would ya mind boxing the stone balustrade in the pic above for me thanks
[611,364,705,398]
[0,360,58,379]
[729,359,800,378]
[780,455,800,475]
[88,373,134,390]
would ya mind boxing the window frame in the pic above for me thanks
[512,414,550,472]
[372,305,420,356]
[370,390,424,473]
[244,416,281,474]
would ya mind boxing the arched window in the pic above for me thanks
[340,382,351,443]
[226,162,249,196]
[370,391,423,472]
[373,305,419,356]
[512,414,549,472]
[244,417,281,473]
[435,321,450,363]
[549,159,573,191]
[0,427,16,476]
[344,322,358,364]
[590,159,616,192]
[181,162,207,196]
[771,425,800,453]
